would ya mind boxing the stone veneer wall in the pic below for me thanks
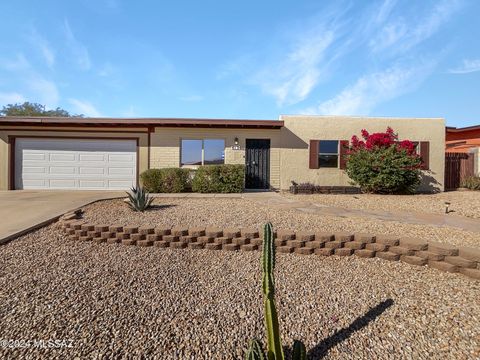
[61,220,480,281]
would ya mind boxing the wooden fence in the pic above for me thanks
[444,152,475,190]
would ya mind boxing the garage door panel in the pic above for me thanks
[15,138,137,190]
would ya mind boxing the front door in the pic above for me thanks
[245,139,270,189]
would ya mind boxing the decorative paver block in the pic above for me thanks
[101,231,114,240]
[188,227,206,237]
[109,225,123,233]
[68,235,79,241]
[170,242,187,249]
[138,240,153,247]
[205,243,222,250]
[154,241,169,248]
[286,240,305,248]
[188,242,204,250]
[121,239,136,246]
[276,230,296,241]
[335,248,353,256]
[162,235,179,243]
[232,237,250,246]
[214,237,232,245]
[459,268,480,280]
[376,251,400,261]
[71,222,83,230]
[274,239,286,247]
[124,226,139,235]
[116,232,130,240]
[296,232,315,241]
[197,236,214,244]
[354,233,376,244]
[277,246,294,254]
[428,260,458,273]
[315,248,334,256]
[75,230,87,237]
[206,228,223,237]
[376,236,400,246]
[250,238,262,246]
[94,225,109,232]
[401,255,427,266]
[241,244,258,251]
[154,227,171,236]
[366,243,388,252]
[223,243,239,251]
[81,224,95,231]
[355,249,375,258]
[147,234,161,242]
[179,236,197,244]
[315,232,334,242]
[224,229,241,238]
[106,238,120,244]
[295,247,313,255]
[93,237,105,244]
[389,246,415,256]
[241,229,259,239]
[399,238,428,251]
[171,226,188,236]
[139,227,155,235]
[131,234,146,242]
[458,247,480,262]
[416,251,445,261]
[305,240,325,249]
[344,241,365,250]
[334,232,354,242]
[325,241,343,249]
[79,236,93,242]
[444,256,477,269]
[66,229,76,236]
[427,242,459,256]
[88,231,101,238]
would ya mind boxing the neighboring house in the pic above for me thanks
[0,115,445,192]
[445,124,480,179]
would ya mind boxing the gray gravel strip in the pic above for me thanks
[0,224,479,359]
[82,198,480,248]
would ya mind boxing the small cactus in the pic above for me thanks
[246,223,307,360]
[126,186,154,212]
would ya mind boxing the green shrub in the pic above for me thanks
[140,168,191,193]
[461,176,480,190]
[126,186,154,212]
[192,164,244,193]
[346,127,422,194]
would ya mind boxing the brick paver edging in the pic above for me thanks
[60,221,480,280]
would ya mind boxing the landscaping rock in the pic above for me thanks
[444,256,477,269]
[366,243,388,252]
[277,246,294,254]
[294,247,313,255]
[335,248,353,256]
[375,235,400,246]
[400,255,427,266]
[344,241,365,250]
[355,249,375,258]
[428,261,458,273]
[416,251,445,261]
[389,246,415,256]
[315,248,334,256]
[376,251,400,261]
[400,237,428,251]
[427,242,459,256]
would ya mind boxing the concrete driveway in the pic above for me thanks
[0,190,124,244]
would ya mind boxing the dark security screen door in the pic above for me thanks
[245,139,270,189]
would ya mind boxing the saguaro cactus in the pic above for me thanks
[245,223,306,360]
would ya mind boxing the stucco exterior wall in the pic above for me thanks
[279,116,445,192]
[150,127,282,189]
[0,127,149,190]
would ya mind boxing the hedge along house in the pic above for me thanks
[0,115,445,192]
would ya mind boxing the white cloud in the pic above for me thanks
[306,61,435,115]
[64,19,91,71]
[68,99,102,117]
[29,76,60,107]
[0,92,26,105]
[448,59,480,74]
[29,29,55,69]
[179,95,204,102]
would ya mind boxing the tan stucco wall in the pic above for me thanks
[150,127,282,188]
[0,127,149,190]
[279,115,446,192]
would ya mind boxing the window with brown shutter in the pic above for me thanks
[419,141,430,170]
[339,140,349,169]
[309,140,348,169]
[309,140,319,169]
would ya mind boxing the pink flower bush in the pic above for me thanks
[350,127,418,157]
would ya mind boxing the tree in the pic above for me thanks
[0,102,83,117]
[345,127,423,194]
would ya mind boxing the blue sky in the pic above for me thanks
[0,0,479,127]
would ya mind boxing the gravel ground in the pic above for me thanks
[282,191,480,219]
[82,198,480,248]
[0,224,479,359]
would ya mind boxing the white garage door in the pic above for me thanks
[15,138,137,190]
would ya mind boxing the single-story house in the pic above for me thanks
[446,124,480,178]
[0,115,445,192]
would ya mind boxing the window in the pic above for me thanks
[181,139,225,166]
[318,140,339,168]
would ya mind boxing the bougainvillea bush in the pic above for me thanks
[345,127,423,194]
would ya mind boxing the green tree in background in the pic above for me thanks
[0,102,83,117]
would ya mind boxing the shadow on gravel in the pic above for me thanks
[307,299,394,359]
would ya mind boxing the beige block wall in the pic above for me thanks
[0,127,149,190]
[150,127,282,188]
[279,116,446,192]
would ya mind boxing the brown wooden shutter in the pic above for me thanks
[420,141,430,170]
[339,140,349,169]
[309,140,319,169]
